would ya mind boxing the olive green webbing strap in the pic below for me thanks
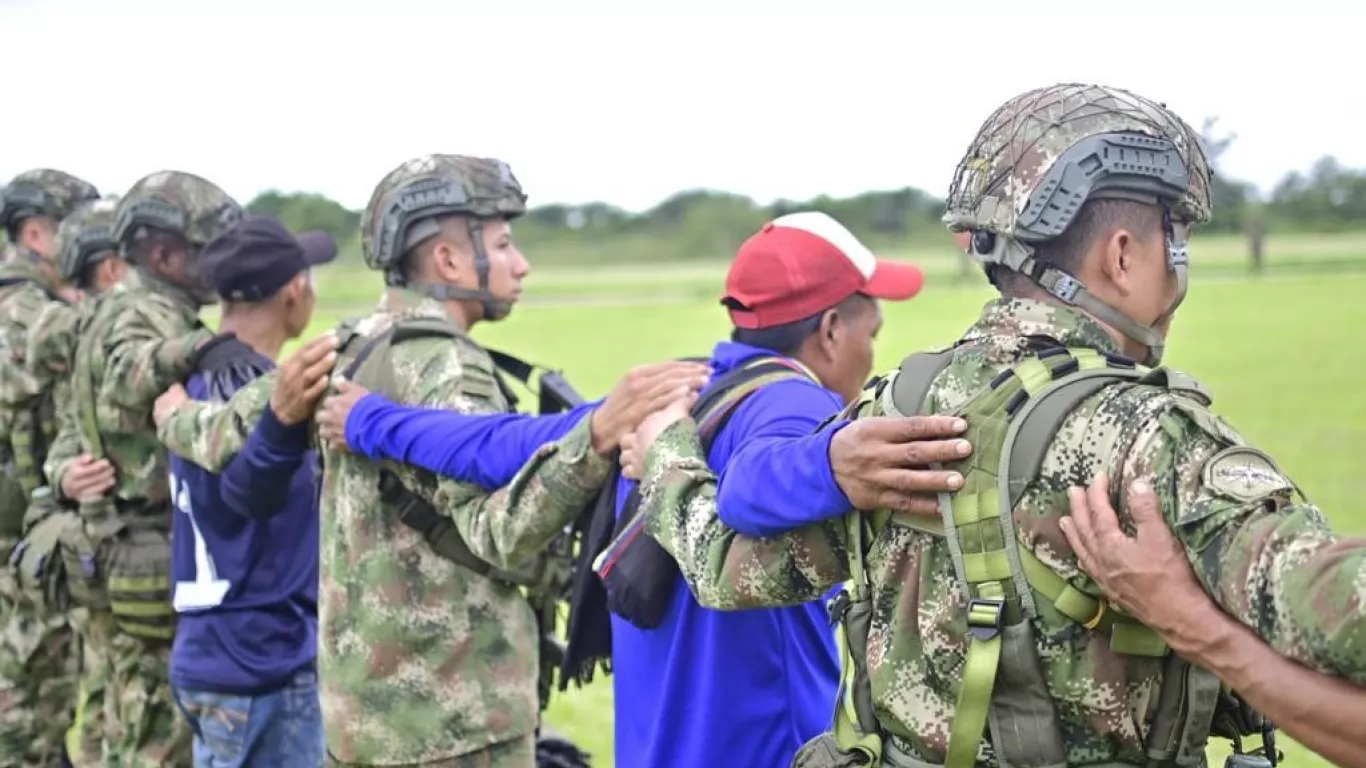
[940,349,1176,768]
[337,317,544,586]
[829,348,960,762]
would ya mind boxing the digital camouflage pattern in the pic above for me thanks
[25,298,106,767]
[639,297,1366,766]
[41,264,213,768]
[0,239,79,768]
[0,168,101,239]
[0,258,64,505]
[941,83,1213,237]
[49,267,211,507]
[361,153,527,274]
[157,288,614,765]
[0,591,76,767]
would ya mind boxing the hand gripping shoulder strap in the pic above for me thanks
[336,316,544,587]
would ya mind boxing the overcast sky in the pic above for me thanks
[2,1,1354,213]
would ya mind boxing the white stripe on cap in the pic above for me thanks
[770,211,875,278]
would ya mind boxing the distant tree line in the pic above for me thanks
[245,125,1366,266]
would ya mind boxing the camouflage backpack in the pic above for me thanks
[804,343,1275,768]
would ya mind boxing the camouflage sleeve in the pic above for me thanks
[1112,395,1366,686]
[155,373,275,473]
[0,294,53,408]
[638,418,850,610]
[24,301,78,391]
[402,348,614,571]
[102,303,213,411]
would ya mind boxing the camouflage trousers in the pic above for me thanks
[77,610,192,767]
[0,591,80,768]
[326,735,536,768]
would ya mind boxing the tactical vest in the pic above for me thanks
[594,354,815,630]
[807,344,1270,768]
[62,289,182,642]
[336,314,587,710]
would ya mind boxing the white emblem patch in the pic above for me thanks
[1202,446,1293,504]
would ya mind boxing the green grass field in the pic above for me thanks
[271,231,1364,767]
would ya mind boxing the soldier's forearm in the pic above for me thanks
[1178,608,1366,768]
[449,414,612,570]
[107,329,213,410]
[640,420,847,610]
[157,400,251,473]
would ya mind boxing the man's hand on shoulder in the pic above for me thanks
[270,332,339,426]
[828,416,970,515]
[589,361,710,455]
[1060,473,1212,644]
[154,383,190,428]
[317,379,371,453]
[621,394,696,479]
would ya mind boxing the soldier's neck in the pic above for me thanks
[219,309,288,361]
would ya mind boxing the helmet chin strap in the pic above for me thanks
[975,220,1188,367]
[410,217,512,322]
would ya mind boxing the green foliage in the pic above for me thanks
[241,145,1366,268]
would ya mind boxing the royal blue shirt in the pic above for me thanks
[344,341,854,768]
[168,340,320,695]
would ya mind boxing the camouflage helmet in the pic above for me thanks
[946,83,1212,367]
[361,154,527,280]
[944,83,1211,240]
[113,170,243,250]
[0,168,101,238]
[57,197,121,284]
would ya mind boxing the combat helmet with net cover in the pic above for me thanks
[1,169,101,261]
[944,83,1213,365]
[113,170,243,303]
[58,197,121,287]
[361,154,528,320]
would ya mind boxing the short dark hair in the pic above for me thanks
[991,198,1164,296]
[731,292,873,356]
[398,214,469,285]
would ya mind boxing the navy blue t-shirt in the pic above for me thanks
[168,338,319,695]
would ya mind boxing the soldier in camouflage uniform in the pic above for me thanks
[155,154,704,767]
[43,170,242,767]
[0,169,101,768]
[630,83,1366,768]
[22,196,129,767]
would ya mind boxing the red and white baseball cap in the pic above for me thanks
[723,211,925,329]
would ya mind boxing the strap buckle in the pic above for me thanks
[966,597,1005,641]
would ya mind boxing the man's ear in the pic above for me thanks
[429,240,467,285]
[1097,227,1137,297]
[817,308,841,357]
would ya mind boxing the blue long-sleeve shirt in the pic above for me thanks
[343,340,853,768]
[168,338,319,696]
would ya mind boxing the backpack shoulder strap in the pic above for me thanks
[888,346,960,417]
[334,314,543,586]
[934,347,1177,768]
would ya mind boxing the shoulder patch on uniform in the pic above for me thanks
[1202,446,1293,504]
